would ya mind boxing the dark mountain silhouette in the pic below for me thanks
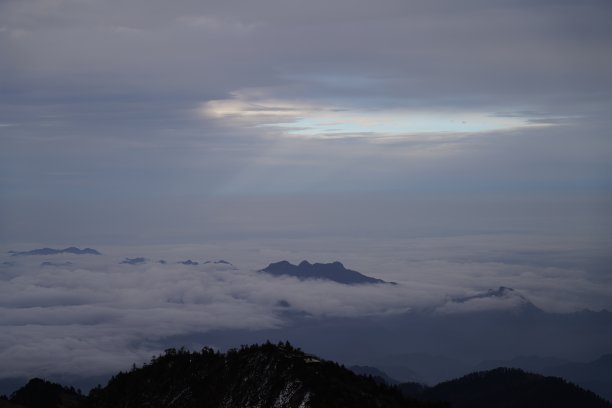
[474,354,612,402]
[473,355,569,373]
[3,378,83,408]
[204,260,233,265]
[5,346,611,408]
[10,248,101,257]
[260,261,394,285]
[178,259,199,265]
[378,353,469,385]
[350,365,400,385]
[83,343,431,408]
[0,399,22,408]
[399,368,611,408]
[445,286,542,314]
[119,257,146,265]
[119,257,147,265]
[452,286,529,304]
[546,354,612,402]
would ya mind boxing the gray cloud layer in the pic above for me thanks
[2,0,611,201]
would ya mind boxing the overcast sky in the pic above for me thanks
[2,0,611,204]
[1,0,611,257]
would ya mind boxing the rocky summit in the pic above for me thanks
[260,260,393,285]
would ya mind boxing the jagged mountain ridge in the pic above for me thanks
[260,260,394,285]
[9,248,101,257]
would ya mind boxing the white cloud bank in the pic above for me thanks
[0,255,421,378]
[1,230,611,379]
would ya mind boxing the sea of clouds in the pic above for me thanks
[2,232,611,380]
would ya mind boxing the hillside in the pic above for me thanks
[83,343,430,408]
[1,378,83,408]
[399,367,611,408]
[4,346,611,408]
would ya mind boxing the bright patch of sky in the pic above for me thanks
[271,111,532,137]
[201,95,540,139]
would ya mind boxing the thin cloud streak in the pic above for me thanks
[200,92,543,140]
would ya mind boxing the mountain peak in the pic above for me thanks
[204,259,233,265]
[10,247,101,256]
[400,367,612,407]
[120,257,146,265]
[260,261,393,285]
[437,286,541,315]
[453,286,530,303]
[8,377,83,408]
[84,343,417,408]
[178,259,199,266]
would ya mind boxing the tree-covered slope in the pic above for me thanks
[400,367,611,408]
[83,342,432,408]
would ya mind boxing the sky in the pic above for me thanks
[1,0,612,386]
[2,0,612,206]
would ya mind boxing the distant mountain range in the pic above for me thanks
[9,248,101,256]
[118,258,235,267]
[1,344,609,408]
[260,260,394,285]
[204,260,233,265]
